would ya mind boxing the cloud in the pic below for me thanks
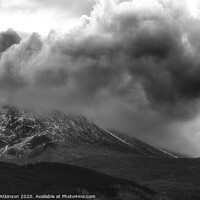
[1,0,200,156]
[0,0,94,16]
[33,0,94,17]
[0,29,21,54]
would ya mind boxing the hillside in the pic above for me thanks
[0,161,162,200]
[1,106,198,200]
[0,106,175,161]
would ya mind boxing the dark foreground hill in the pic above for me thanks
[16,145,199,200]
[66,155,200,200]
[0,162,164,200]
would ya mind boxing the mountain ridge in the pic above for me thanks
[0,106,177,160]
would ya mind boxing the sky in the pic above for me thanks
[0,0,95,35]
[1,0,200,157]
[0,0,199,35]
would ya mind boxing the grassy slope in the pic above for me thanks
[23,145,200,200]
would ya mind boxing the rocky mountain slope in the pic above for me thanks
[0,106,176,160]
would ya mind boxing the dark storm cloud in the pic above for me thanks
[1,0,200,115]
[0,33,41,90]
[1,0,200,156]
[0,29,21,54]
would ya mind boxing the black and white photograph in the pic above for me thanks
[0,0,200,199]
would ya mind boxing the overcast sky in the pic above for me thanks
[0,0,199,34]
[0,0,95,35]
[1,0,200,157]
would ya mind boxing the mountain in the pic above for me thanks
[0,106,175,161]
[1,106,200,200]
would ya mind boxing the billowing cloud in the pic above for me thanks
[0,29,21,54]
[1,0,200,156]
